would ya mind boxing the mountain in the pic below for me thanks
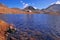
[0,3,47,14]
[24,6,35,10]
[0,3,11,14]
[42,1,60,15]
[0,3,32,14]
[1,2,60,14]
[45,1,60,12]
[11,8,22,10]
[0,3,8,8]
[23,6,43,13]
[45,4,60,12]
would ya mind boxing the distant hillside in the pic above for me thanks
[23,6,43,13]
[0,3,34,14]
[11,8,21,10]
[42,3,60,15]
[0,2,60,15]
[45,4,60,12]
[0,3,8,8]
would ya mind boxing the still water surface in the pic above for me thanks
[0,14,60,40]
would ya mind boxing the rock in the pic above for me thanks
[0,20,16,40]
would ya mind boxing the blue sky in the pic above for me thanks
[0,0,58,9]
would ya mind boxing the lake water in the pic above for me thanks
[0,14,60,40]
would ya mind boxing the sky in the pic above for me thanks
[0,0,59,9]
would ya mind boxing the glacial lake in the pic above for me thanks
[0,14,60,40]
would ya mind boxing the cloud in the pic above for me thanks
[20,1,23,3]
[23,4,29,8]
[55,1,60,4]
[20,1,29,8]
[20,1,26,5]
[22,3,25,5]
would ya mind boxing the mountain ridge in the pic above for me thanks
[0,2,60,15]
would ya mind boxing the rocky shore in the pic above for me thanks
[0,20,60,40]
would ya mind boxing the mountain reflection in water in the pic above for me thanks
[0,14,60,40]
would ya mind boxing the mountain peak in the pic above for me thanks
[24,6,35,10]
[55,1,60,4]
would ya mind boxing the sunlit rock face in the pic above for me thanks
[0,20,9,40]
[42,1,60,15]
[45,4,60,12]
[44,1,60,12]
[0,20,9,32]
[0,20,15,33]
[0,20,15,40]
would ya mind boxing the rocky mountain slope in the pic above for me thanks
[43,1,60,15]
[0,3,34,14]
